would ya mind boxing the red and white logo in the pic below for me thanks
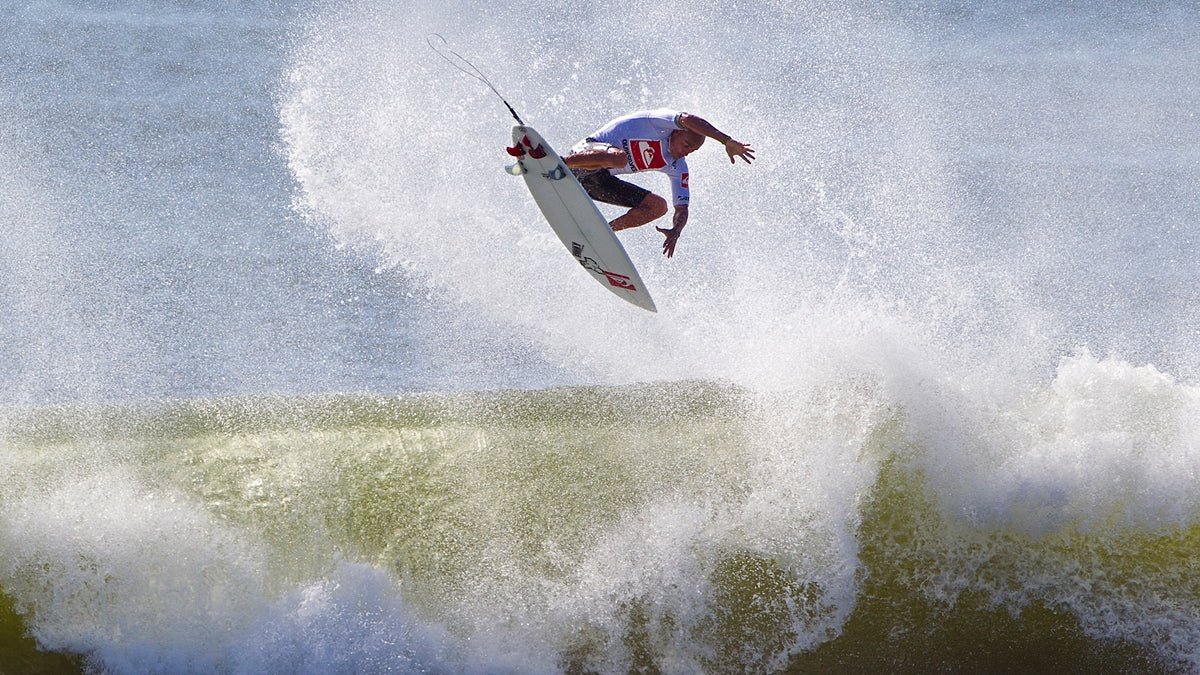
[629,140,666,171]
[603,271,637,290]
[680,172,689,189]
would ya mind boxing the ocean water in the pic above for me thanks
[2,0,1200,672]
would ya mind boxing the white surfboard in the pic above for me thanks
[508,125,656,312]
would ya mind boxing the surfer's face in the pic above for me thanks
[669,129,705,158]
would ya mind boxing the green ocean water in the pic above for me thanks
[0,378,1191,673]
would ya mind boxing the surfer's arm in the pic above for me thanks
[677,113,755,165]
[562,145,626,170]
[656,205,688,258]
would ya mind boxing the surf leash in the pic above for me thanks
[426,34,524,126]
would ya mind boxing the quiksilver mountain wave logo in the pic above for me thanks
[571,242,638,291]
[629,140,666,171]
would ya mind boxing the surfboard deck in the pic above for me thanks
[508,125,656,312]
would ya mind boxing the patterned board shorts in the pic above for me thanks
[567,140,650,208]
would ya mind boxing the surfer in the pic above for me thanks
[562,109,754,257]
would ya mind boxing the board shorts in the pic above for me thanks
[568,139,651,208]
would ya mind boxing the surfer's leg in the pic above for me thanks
[571,168,665,230]
[610,193,668,231]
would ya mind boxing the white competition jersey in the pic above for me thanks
[587,109,691,206]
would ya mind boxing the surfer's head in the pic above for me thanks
[669,129,705,158]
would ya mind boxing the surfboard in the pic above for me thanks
[507,125,657,312]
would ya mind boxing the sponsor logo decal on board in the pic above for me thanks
[571,242,638,292]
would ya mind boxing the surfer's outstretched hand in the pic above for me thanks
[724,139,755,164]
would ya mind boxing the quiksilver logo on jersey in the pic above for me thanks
[629,140,666,171]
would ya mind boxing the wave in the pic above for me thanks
[2,358,1198,672]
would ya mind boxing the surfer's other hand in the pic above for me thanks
[657,226,682,258]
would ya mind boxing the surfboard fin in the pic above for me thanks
[506,162,526,176]
[509,135,546,159]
